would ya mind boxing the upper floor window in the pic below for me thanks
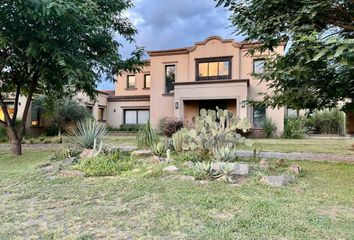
[127,75,136,89]
[253,59,265,74]
[165,65,175,93]
[144,74,151,89]
[196,57,231,81]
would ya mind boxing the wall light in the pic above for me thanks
[175,102,179,109]
[241,100,247,108]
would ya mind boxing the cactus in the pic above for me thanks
[172,131,184,153]
[178,107,253,154]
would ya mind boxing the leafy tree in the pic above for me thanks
[216,0,354,113]
[0,0,143,155]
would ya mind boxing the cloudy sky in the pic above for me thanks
[98,0,242,89]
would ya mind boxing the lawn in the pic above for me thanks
[0,150,353,239]
[105,135,354,155]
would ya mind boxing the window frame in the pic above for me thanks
[253,58,265,75]
[126,75,137,89]
[252,106,266,129]
[195,56,232,81]
[144,74,151,89]
[123,109,150,125]
[165,65,176,94]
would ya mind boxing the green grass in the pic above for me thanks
[0,151,353,239]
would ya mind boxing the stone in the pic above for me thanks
[289,165,302,175]
[184,161,194,168]
[62,157,77,166]
[163,165,179,173]
[199,180,209,185]
[260,175,295,187]
[276,159,286,167]
[80,149,94,159]
[59,170,84,178]
[259,158,269,170]
[131,150,153,159]
[42,162,61,175]
[180,175,195,181]
[234,164,249,176]
[149,155,161,164]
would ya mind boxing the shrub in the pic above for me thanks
[307,108,345,135]
[283,117,306,139]
[117,124,143,132]
[262,118,277,138]
[159,117,184,137]
[66,118,109,149]
[136,121,159,149]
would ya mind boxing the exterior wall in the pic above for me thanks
[107,101,150,128]
[116,65,150,96]
[75,91,109,122]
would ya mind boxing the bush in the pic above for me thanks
[66,118,109,149]
[137,121,159,149]
[44,125,59,136]
[75,153,134,176]
[262,118,277,138]
[159,117,184,137]
[283,117,306,139]
[307,108,345,135]
[117,124,143,132]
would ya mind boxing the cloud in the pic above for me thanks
[98,0,241,89]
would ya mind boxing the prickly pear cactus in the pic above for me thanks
[178,107,253,153]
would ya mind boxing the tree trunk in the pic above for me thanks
[11,139,22,155]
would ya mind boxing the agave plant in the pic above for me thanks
[212,145,238,162]
[194,161,213,176]
[66,118,109,149]
[151,142,167,157]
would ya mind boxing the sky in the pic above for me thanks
[98,0,242,90]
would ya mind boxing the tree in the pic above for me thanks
[0,0,143,155]
[216,0,354,113]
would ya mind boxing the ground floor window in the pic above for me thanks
[0,103,15,122]
[253,106,266,128]
[98,107,105,122]
[124,109,150,124]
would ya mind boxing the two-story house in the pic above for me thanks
[109,36,286,134]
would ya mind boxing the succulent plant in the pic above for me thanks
[151,142,167,157]
[212,145,238,162]
[194,161,213,176]
[172,130,184,153]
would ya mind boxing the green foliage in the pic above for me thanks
[178,108,253,154]
[67,118,109,149]
[307,109,345,135]
[117,124,143,132]
[212,145,238,162]
[151,142,167,157]
[48,147,81,162]
[174,151,201,163]
[158,117,184,137]
[283,117,306,139]
[75,154,135,177]
[194,161,214,179]
[136,121,159,149]
[262,118,277,138]
[216,0,354,112]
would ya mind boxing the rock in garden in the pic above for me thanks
[131,150,153,159]
[199,180,209,185]
[80,149,94,159]
[289,165,302,175]
[276,159,286,167]
[149,155,161,164]
[42,162,61,175]
[184,161,194,168]
[163,165,179,173]
[59,170,84,178]
[234,164,249,176]
[260,175,295,187]
[180,175,195,181]
[259,158,269,170]
[62,157,77,166]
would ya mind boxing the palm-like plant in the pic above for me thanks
[67,118,109,149]
[136,121,159,149]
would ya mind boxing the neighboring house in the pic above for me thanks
[110,36,286,134]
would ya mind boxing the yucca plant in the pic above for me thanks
[212,145,238,162]
[136,121,159,149]
[66,118,109,149]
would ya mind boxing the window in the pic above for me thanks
[144,74,151,88]
[287,108,299,118]
[86,106,93,115]
[127,75,136,89]
[124,109,150,124]
[165,65,175,93]
[0,102,15,122]
[196,57,231,80]
[98,107,105,121]
[253,59,265,74]
[253,106,266,128]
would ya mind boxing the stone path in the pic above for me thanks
[0,144,353,163]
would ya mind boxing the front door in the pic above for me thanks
[199,100,228,112]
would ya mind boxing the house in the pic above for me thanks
[108,36,287,134]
